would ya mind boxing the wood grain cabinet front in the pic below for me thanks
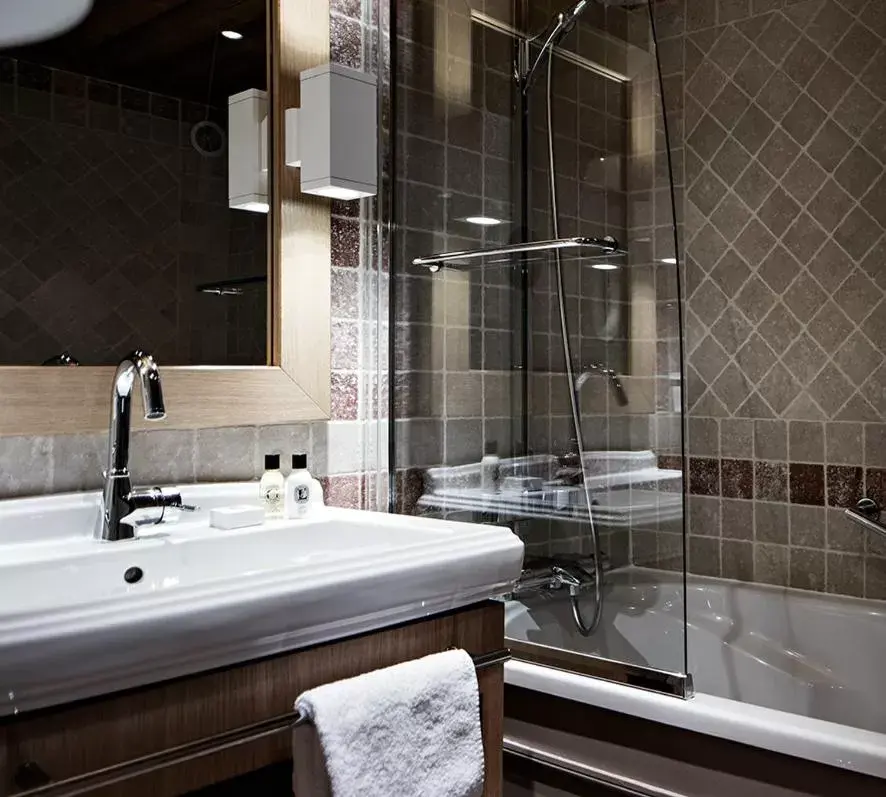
[0,602,505,797]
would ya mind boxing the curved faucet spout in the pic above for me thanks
[575,362,629,407]
[101,351,168,541]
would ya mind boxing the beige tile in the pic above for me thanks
[0,435,53,498]
[789,504,825,550]
[788,421,823,463]
[755,501,788,544]
[53,433,104,493]
[755,543,789,586]
[826,422,862,465]
[827,552,864,597]
[790,547,825,592]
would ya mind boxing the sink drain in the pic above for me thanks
[124,566,144,584]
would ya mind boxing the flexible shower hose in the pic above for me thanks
[545,52,603,636]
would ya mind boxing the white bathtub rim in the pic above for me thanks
[505,659,886,781]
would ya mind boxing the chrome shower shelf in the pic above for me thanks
[413,236,625,271]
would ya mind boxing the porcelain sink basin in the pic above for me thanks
[0,483,524,715]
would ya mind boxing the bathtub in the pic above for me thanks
[505,569,886,779]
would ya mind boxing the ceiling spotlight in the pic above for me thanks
[221,30,243,39]
[660,257,677,264]
[592,263,619,271]
[463,216,504,226]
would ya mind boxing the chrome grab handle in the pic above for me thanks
[844,498,886,537]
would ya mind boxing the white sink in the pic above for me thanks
[0,483,524,715]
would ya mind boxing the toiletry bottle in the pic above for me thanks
[285,453,313,519]
[259,454,284,519]
[480,440,501,492]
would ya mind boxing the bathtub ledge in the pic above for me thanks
[505,660,886,780]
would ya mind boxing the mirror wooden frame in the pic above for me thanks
[0,0,332,437]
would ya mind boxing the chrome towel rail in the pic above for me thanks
[412,236,623,271]
[14,648,511,797]
[845,498,886,537]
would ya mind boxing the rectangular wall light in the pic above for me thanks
[285,64,377,200]
[228,88,269,213]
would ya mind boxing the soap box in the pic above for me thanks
[209,504,265,530]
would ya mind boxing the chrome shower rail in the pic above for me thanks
[14,649,511,797]
[413,236,624,271]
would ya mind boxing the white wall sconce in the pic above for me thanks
[228,88,269,213]
[285,64,377,201]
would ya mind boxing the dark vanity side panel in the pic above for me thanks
[505,685,885,796]
[0,602,504,797]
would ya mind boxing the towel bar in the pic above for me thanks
[13,648,511,797]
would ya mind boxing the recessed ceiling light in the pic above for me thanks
[463,216,504,226]
[592,263,619,271]
[660,257,677,264]
[221,30,243,39]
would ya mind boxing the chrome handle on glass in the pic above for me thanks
[844,498,886,538]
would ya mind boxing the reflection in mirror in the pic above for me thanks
[0,0,268,366]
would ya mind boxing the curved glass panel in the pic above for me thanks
[389,0,688,688]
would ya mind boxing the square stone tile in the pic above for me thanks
[757,245,801,293]
[755,543,789,585]
[736,332,778,383]
[735,275,776,323]
[689,167,729,215]
[758,186,801,237]
[756,12,802,64]
[781,154,827,205]
[756,71,801,121]
[784,274,827,323]
[756,501,789,543]
[832,22,880,75]
[833,82,879,138]
[783,35,827,87]
[734,218,777,264]
[734,160,777,210]
[782,334,827,386]
[758,127,802,179]
[807,178,854,231]
[835,206,882,262]
[791,547,826,591]
[835,145,882,198]
[710,83,753,130]
[782,213,826,265]
[808,120,854,172]
[759,361,803,414]
[807,58,855,113]
[733,104,776,154]
[710,192,753,242]
[757,302,803,354]
[782,94,827,146]
[789,504,826,548]
[807,362,855,415]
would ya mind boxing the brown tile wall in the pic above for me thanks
[0,58,267,366]
[655,0,886,598]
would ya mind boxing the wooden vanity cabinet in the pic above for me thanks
[0,602,504,797]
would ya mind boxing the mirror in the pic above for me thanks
[0,0,269,366]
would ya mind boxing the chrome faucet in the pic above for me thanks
[512,554,608,597]
[99,351,192,542]
[575,362,628,407]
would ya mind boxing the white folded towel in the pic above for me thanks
[292,649,484,797]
